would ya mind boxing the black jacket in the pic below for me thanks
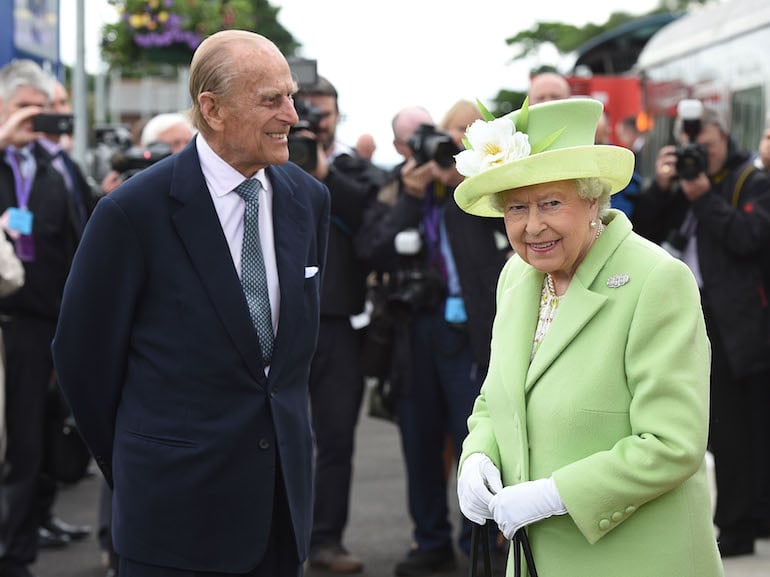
[356,168,508,371]
[319,153,384,316]
[0,142,79,321]
[634,144,770,377]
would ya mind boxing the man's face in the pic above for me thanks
[50,83,71,113]
[694,123,729,177]
[302,94,337,151]
[156,124,194,154]
[210,51,299,176]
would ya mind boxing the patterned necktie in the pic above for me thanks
[234,178,274,365]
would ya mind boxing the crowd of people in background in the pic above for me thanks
[1,44,770,577]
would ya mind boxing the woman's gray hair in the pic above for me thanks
[492,177,612,217]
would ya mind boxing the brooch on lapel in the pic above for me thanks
[606,274,630,288]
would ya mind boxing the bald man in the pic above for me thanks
[528,72,571,105]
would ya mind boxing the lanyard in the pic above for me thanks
[5,147,33,209]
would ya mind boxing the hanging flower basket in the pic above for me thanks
[102,0,256,70]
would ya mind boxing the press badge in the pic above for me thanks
[7,207,33,235]
[444,296,468,324]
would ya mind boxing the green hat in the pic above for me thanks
[454,98,634,217]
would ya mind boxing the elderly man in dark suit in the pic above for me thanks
[51,30,329,577]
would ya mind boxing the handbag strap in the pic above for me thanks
[512,528,538,577]
[469,522,493,577]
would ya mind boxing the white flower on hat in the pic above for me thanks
[455,117,531,177]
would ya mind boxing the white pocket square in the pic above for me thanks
[304,266,319,278]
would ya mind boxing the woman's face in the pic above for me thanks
[502,180,599,282]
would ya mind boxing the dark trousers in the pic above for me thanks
[0,317,56,566]
[308,316,364,549]
[397,311,480,554]
[707,312,770,537]
[118,470,300,577]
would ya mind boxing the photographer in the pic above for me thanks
[633,100,770,557]
[355,105,486,576]
[0,59,80,577]
[294,76,384,573]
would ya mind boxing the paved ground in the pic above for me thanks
[33,400,770,577]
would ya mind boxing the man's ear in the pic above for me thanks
[198,92,223,132]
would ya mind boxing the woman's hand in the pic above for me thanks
[489,477,567,539]
[457,453,503,524]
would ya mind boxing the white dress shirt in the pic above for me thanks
[195,135,280,338]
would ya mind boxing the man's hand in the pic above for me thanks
[654,145,679,191]
[489,477,567,539]
[400,158,435,199]
[0,106,44,149]
[100,170,123,195]
[457,453,503,524]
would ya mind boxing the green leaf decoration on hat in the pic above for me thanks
[515,97,530,133]
[476,98,496,122]
[514,96,565,155]
[530,127,565,154]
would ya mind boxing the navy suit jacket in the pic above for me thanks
[51,139,330,572]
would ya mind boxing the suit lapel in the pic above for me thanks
[267,165,308,373]
[525,281,606,391]
[496,265,541,405]
[169,143,265,383]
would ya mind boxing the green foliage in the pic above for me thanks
[102,0,299,73]
[504,14,638,61]
[488,0,711,115]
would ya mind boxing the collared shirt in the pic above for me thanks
[196,134,280,338]
[37,138,72,191]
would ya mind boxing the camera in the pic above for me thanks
[407,124,461,168]
[110,141,172,180]
[33,113,74,134]
[288,99,325,171]
[387,229,445,311]
[675,99,707,181]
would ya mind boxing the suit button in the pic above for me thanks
[258,438,270,450]
[269,390,276,399]
[625,505,636,514]
[598,519,610,531]
[611,512,622,522]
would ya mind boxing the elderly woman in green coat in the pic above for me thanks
[454,98,723,577]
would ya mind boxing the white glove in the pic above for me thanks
[457,453,503,524]
[489,477,567,539]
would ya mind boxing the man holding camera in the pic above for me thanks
[633,101,770,558]
[292,76,384,573]
[0,60,81,577]
[356,106,482,575]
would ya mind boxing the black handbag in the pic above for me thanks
[470,522,538,577]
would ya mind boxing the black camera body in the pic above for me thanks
[407,124,461,168]
[674,100,707,181]
[33,113,74,134]
[675,143,707,181]
[387,229,445,311]
[110,141,172,180]
[288,99,324,171]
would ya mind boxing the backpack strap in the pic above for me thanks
[731,163,758,208]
